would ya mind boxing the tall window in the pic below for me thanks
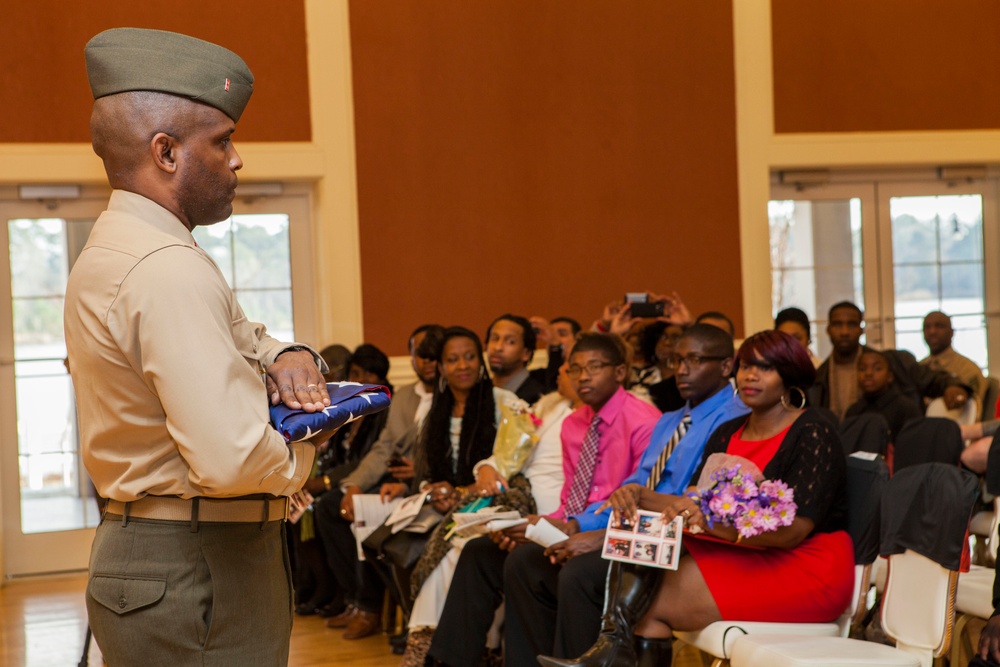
[890,195,986,369]
[768,198,864,359]
[193,214,295,341]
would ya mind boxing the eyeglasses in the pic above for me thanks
[567,361,616,378]
[664,354,729,370]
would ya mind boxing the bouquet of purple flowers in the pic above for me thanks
[687,453,796,540]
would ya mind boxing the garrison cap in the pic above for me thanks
[85,27,253,122]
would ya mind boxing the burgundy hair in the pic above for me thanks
[736,330,817,391]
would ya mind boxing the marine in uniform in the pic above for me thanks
[66,27,330,664]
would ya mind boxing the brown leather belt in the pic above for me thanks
[105,495,289,524]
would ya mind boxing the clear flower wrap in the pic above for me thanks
[491,399,541,480]
[688,453,796,539]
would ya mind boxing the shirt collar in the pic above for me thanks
[108,189,197,245]
[503,367,530,393]
[686,382,740,422]
[588,385,627,426]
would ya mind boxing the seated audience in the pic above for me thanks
[845,349,921,442]
[486,313,546,404]
[774,306,821,367]
[311,326,442,637]
[810,301,969,420]
[921,310,986,419]
[541,330,852,666]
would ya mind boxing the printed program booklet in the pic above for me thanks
[601,510,683,570]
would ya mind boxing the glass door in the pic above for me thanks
[768,182,879,358]
[877,181,998,372]
[0,198,107,576]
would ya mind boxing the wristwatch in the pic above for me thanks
[277,345,310,359]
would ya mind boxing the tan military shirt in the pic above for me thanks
[64,190,317,501]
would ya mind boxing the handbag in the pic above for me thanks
[362,522,429,570]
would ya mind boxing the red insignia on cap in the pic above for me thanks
[225,78,231,92]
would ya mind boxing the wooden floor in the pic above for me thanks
[0,573,397,667]
[0,573,713,666]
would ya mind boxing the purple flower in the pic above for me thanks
[687,464,797,539]
[709,490,738,518]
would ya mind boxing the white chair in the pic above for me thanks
[925,395,977,426]
[730,549,959,667]
[969,494,999,566]
[674,452,886,667]
[672,563,870,667]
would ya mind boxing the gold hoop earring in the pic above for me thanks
[780,386,807,410]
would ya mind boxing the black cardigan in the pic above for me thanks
[692,408,848,535]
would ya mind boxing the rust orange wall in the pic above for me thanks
[349,1,743,355]
[0,0,310,142]
[773,0,1000,133]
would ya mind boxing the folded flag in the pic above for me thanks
[270,382,392,443]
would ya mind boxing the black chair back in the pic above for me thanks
[879,462,978,570]
[845,452,889,566]
[839,413,891,458]
[892,417,963,474]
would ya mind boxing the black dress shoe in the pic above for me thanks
[316,602,346,618]
[389,630,408,655]
[294,602,319,616]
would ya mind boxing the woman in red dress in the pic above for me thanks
[540,330,854,667]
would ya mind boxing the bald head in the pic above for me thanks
[923,311,953,356]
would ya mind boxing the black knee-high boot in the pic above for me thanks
[634,636,672,667]
[536,562,664,667]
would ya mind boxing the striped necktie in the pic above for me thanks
[565,414,602,516]
[646,414,691,490]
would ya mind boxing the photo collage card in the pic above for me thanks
[601,510,683,570]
